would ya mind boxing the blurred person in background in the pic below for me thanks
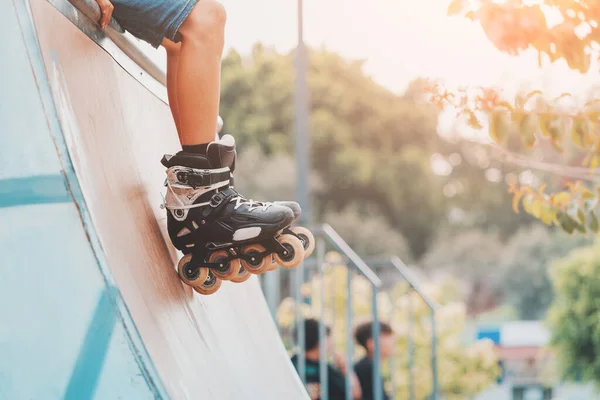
[291,318,361,400]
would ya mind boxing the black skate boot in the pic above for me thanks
[217,116,315,266]
[227,190,314,271]
[161,135,306,295]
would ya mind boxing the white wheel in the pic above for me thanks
[274,235,305,269]
[290,227,315,258]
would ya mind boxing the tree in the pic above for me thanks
[422,230,506,316]
[323,205,413,262]
[501,224,593,320]
[221,45,536,259]
[546,239,600,383]
[220,46,448,259]
[429,0,600,236]
[277,254,501,399]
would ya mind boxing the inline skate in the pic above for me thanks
[216,116,315,270]
[161,134,309,295]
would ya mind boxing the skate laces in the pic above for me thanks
[230,196,272,211]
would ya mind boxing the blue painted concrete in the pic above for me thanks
[63,288,118,400]
[0,1,167,399]
[0,175,70,208]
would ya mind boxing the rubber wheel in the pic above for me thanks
[231,266,251,283]
[209,250,241,281]
[193,270,222,295]
[177,254,209,287]
[241,244,270,274]
[290,227,315,258]
[274,235,305,269]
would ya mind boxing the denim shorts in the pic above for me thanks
[111,0,197,48]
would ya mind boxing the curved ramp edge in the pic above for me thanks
[0,0,309,399]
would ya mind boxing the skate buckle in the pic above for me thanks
[210,193,224,208]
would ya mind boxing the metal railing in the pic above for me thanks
[264,224,385,400]
[366,256,439,400]
[264,225,441,400]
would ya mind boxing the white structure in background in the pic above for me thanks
[474,321,598,400]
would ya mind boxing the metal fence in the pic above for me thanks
[262,224,440,400]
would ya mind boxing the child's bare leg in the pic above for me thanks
[162,39,182,139]
[173,0,226,146]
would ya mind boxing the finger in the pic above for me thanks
[100,4,114,29]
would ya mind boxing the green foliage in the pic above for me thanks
[434,0,600,235]
[422,230,506,315]
[323,205,412,262]
[547,239,600,383]
[277,255,500,399]
[220,46,447,259]
[422,224,592,320]
[501,225,593,320]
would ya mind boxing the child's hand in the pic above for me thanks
[94,0,114,30]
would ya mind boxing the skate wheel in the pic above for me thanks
[209,250,241,281]
[241,244,269,274]
[274,235,304,269]
[177,254,209,287]
[193,270,222,295]
[290,227,315,259]
[231,266,251,283]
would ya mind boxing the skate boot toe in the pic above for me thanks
[274,201,301,221]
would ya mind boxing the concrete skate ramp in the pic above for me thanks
[0,0,307,398]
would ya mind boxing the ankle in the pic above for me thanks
[182,143,209,154]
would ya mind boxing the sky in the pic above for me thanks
[219,0,600,95]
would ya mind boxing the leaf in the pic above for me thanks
[538,114,552,138]
[447,0,466,16]
[578,207,586,224]
[532,198,543,218]
[571,116,591,148]
[489,111,510,145]
[516,90,542,109]
[540,206,556,225]
[539,114,565,152]
[466,110,483,129]
[590,211,599,233]
[554,93,573,103]
[522,195,534,215]
[497,101,514,111]
[512,190,524,213]
[580,187,595,201]
[557,210,577,234]
[519,114,538,148]
[552,192,571,207]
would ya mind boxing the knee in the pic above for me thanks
[179,0,227,47]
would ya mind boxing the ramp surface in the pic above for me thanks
[0,0,308,398]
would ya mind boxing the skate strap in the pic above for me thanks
[174,167,230,188]
[198,187,239,218]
